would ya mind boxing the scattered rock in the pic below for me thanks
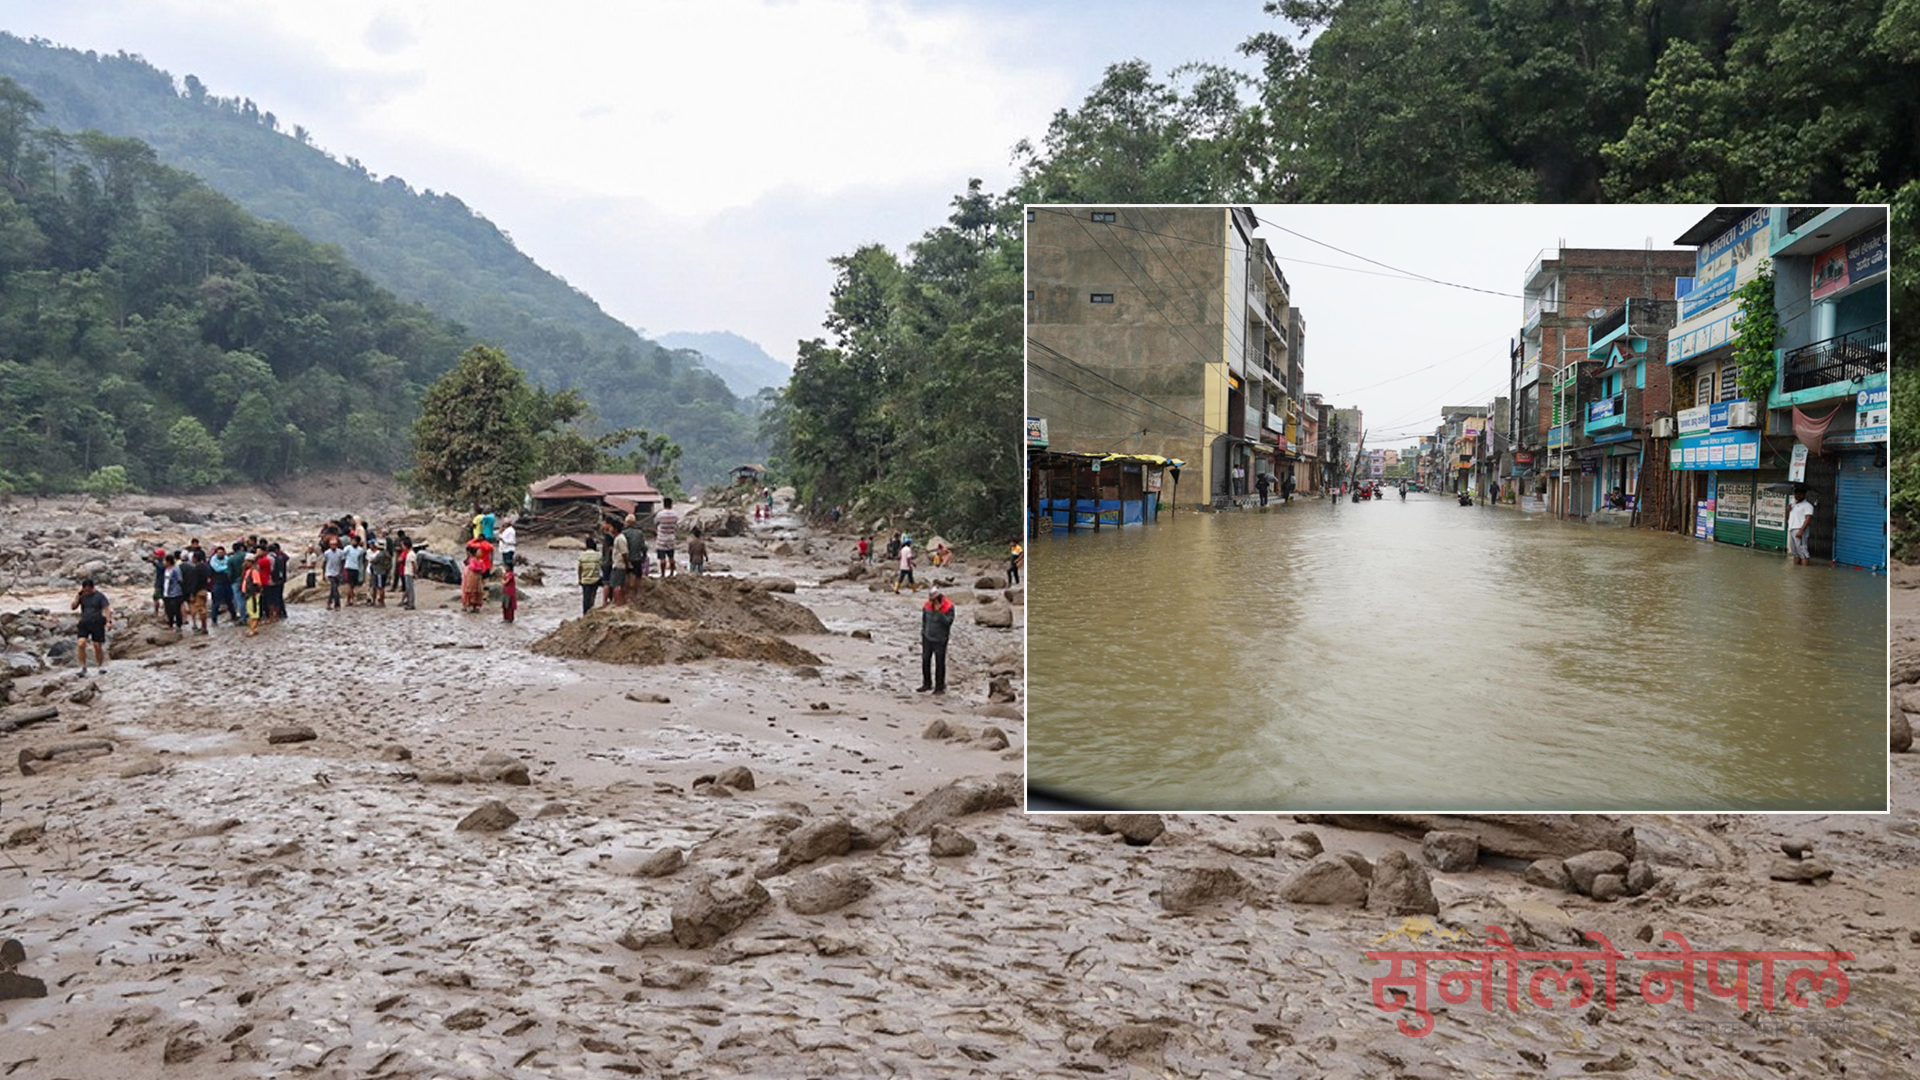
[625,690,673,704]
[775,816,852,872]
[1768,857,1834,883]
[380,744,412,762]
[1103,814,1166,846]
[266,725,317,745]
[1280,856,1369,907]
[1005,586,1024,606]
[715,765,756,791]
[639,962,706,989]
[1295,813,1635,861]
[894,775,1020,835]
[973,603,1015,629]
[1367,851,1439,915]
[474,751,530,785]
[1564,851,1631,896]
[928,823,976,857]
[923,719,952,740]
[1422,830,1480,872]
[1332,851,1372,881]
[443,1007,488,1031]
[988,676,1017,704]
[1094,1022,1169,1058]
[979,726,1009,752]
[0,938,25,966]
[670,874,772,948]
[785,865,873,914]
[1159,866,1251,912]
[1780,838,1814,860]
[692,780,734,798]
[1526,858,1574,892]
[635,848,686,878]
[1288,830,1324,857]
[1589,873,1625,902]
[973,575,1007,590]
[455,800,519,833]
[975,703,1023,722]
[1623,860,1657,896]
[0,971,47,1001]
[1894,702,1913,753]
[161,1024,207,1064]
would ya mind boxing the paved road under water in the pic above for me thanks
[1027,492,1888,812]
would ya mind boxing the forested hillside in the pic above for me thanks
[0,77,466,493]
[767,182,1021,544]
[656,331,791,400]
[0,32,762,482]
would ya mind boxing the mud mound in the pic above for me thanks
[626,575,827,636]
[532,608,821,668]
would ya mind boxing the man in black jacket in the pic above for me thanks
[917,589,955,695]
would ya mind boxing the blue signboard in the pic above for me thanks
[1673,429,1760,471]
[1857,385,1889,442]
[1588,397,1616,422]
[1708,401,1730,431]
[1681,268,1736,319]
[1849,227,1888,282]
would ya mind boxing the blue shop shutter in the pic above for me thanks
[1833,455,1887,571]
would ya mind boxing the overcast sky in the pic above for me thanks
[1,0,1273,367]
[1236,205,1712,449]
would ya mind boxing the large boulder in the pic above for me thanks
[1294,814,1635,861]
[1279,856,1368,906]
[1421,830,1479,872]
[1893,701,1913,754]
[670,875,771,948]
[1367,850,1439,916]
[974,603,1015,629]
[1159,866,1251,912]
[893,775,1020,835]
[784,866,873,915]
[1563,850,1630,896]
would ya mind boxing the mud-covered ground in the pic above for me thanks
[0,494,1913,1079]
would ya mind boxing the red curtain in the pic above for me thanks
[1792,405,1839,454]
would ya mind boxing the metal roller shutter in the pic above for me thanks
[1833,453,1887,571]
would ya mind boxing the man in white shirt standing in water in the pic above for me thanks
[1787,488,1816,567]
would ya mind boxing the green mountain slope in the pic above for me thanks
[0,31,762,482]
[0,80,467,493]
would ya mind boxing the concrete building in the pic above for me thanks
[1026,205,1294,510]
[1517,246,1698,517]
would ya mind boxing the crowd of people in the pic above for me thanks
[572,497,711,614]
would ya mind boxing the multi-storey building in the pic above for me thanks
[1517,246,1697,517]
[1026,206,1295,512]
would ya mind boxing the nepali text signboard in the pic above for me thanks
[1674,429,1760,470]
[1789,443,1809,481]
[1677,405,1711,436]
[1588,397,1616,422]
[1026,417,1049,447]
[1717,483,1753,524]
[1683,208,1770,320]
[1755,491,1788,532]
[1708,400,1731,431]
[1695,503,1715,538]
[1811,225,1889,301]
[1856,386,1889,442]
[1668,305,1743,364]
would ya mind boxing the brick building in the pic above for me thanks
[1514,247,1697,517]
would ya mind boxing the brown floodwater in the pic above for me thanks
[1026,492,1888,812]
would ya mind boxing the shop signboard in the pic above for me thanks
[1848,225,1888,281]
[1708,400,1731,431]
[1755,491,1788,531]
[1678,405,1711,436]
[1580,457,1599,475]
[1789,443,1808,481]
[1588,397,1616,421]
[1856,386,1889,442]
[1026,417,1049,447]
[1695,502,1715,538]
[1810,242,1850,301]
[1668,305,1743,363]
[1670,446,1683,469]
[1717,486,1752,522]
[1146,468,1162,492]
[1674,429,1760,470]
[1514,451,1534,464]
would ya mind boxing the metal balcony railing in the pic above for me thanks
[1783,322,1887,392]
[1589,304,1627,344]
[1786,207,1828,232]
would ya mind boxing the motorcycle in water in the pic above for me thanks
[1457,491,1473,506]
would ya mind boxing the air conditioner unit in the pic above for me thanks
[1650,418,1676,439]
[1727,401,1759,428]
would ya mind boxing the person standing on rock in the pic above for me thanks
[687,529,708,576]
[499,518,517,571]
[343,535,367,607]
[576,534,604,616]
[654,497,682,578]
[160,553,185,630]
[1008,540,1022,586]
[894,536,916,594]
[917,588,954,695]
[144,545,166,616]
[857,536,871,565]
[609,525,632,605]
[180,549,210,635]
[72,578,112,675]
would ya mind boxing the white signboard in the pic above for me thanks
[1677,405,1712,437]
[1755,492,1788,532]
[1789,443,1808,482]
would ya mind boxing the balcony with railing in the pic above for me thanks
[1782,322,1887,393]
[1786,206,1829,232]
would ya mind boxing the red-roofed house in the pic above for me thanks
[527,473,662,517]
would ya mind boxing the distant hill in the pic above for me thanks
[657,331,791,398]
[0,32,763,482]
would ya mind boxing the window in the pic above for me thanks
[1026,290,1034,301]
[1090,293,1115,304]
[1026,210,1035,222]
[1697,373,1713,405]
[1091,211,1116,223]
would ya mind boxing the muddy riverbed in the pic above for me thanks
[0,487,1916,1079]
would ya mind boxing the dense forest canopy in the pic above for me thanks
[0,76,470,494]
[0,32,764,483]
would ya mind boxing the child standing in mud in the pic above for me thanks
[687,530,708,576]
[501,567,518,622]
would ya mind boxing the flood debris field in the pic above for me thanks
[3,491,1919,1078]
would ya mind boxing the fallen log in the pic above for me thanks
[0,705,59,734]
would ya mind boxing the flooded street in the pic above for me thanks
[1029,494,1887,811]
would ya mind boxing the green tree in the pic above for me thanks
[163,415,225,488]
[410,343,539,509]
[79,463,133,498]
